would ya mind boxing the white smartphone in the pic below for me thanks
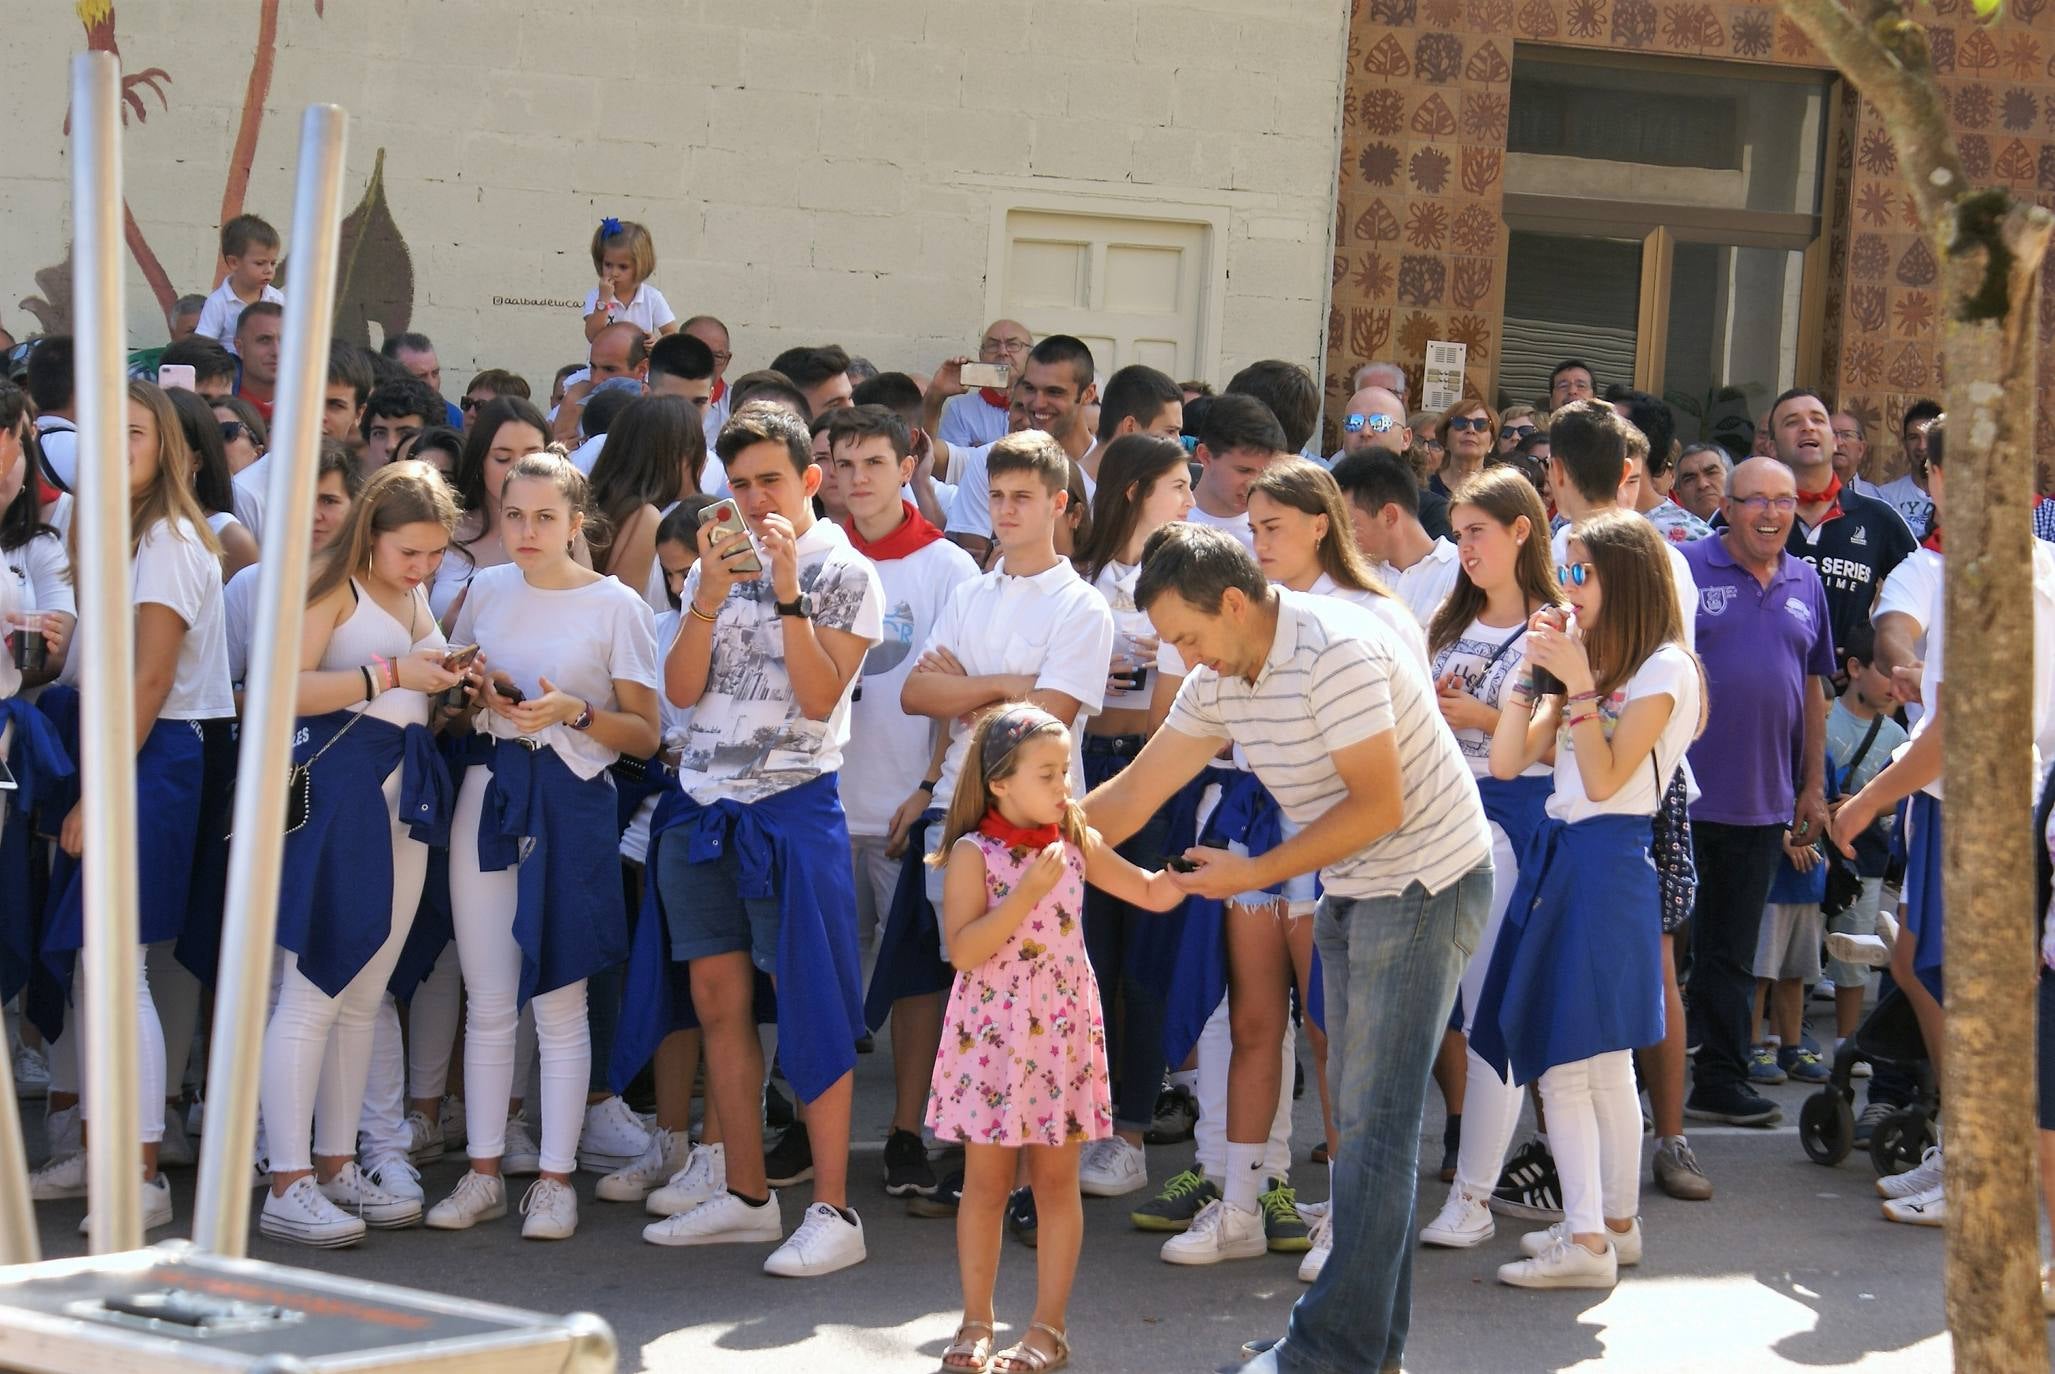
[157,364,196,393]
[961,362,1010,389]
[696,499,762,575]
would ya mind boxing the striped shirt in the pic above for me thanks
[1165,588,1490,899]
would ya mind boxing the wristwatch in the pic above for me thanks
[568,700,594,731]
[775,593,814,619]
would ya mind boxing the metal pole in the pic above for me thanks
[70,49,142,1259]
[191,104,348,1256]
[0,997,38,1264]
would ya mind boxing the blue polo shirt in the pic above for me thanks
[1680,536,1837,826]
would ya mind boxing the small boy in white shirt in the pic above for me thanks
[194,214,284,354]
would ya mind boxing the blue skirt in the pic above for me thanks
[1900,792,1944,1002]
[1469,813,1666,1086]
[1450,772,1554,1030]
[0,698,75,1004]
[861,807,950,1032]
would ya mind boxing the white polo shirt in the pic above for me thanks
[1379,537,1461,629]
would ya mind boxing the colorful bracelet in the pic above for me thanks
[689,601,719,624]
[1568,689,1602,704]
[1566,710,1599,728]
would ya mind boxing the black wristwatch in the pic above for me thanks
[775,593,813,619]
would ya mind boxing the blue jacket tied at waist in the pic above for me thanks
[0,698,75,1003]
[1158,766,1272,1068]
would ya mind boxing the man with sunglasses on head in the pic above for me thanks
[1338,384,1450,539]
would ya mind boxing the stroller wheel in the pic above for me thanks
[1869,1107,1938,1178]
[1799,1090,1853,1165]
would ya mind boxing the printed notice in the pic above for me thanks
[1423,341,1467,412]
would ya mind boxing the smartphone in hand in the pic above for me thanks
[697,499,763,575]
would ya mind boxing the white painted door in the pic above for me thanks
[998,210,1210,382]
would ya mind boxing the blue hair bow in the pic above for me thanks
[600,216,622,237]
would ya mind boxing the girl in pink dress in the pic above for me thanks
[927,704,1183,1373]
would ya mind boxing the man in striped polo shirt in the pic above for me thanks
[1083,523,1491,1374]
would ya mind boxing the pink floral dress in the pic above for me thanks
[925,833,1113,1148]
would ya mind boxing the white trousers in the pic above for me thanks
[69,956,166,1144]
[1536,1051,1641,1238]
[1454,820,1527,1199]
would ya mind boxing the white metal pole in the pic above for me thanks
[0,1010,38,1264]
[70,48,142,1259]
[190,104,349,1257]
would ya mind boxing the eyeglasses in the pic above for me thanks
[979,339,1031,360]
[708,349,733,365]
[1557,562,1593,587]
[219,421,247,443]
[1344,412,1397,433]
[1447,415,1492,433]
[1734,494,1799,516]
[1501,423,1538,440]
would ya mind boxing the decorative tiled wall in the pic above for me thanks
[1330,0,2055,452]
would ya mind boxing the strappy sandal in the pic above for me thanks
[940,1321,995,1372]
[990,1322,1069,1373]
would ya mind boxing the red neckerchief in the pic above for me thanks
[710,377,726,404]
[37,478,60,506]
[1923,526,1943,553]
[847,501,944,561]
[1796,473,1844,528]
[978,386,1009,409]
[979,810,1060,850]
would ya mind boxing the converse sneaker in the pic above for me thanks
[501,1113,541,1177]
[882,1129,937,1197]
[13,1043,49,1099]
[642,1188,783,1247]
[1078,1136,1147,1198]
[1489,1138,1564,1221]
[1877,1146,1943,1200]
[79,1173,173,1237]
[1521,1217,1642,1266]
[44,1103,82,1158]
[157,1114,195,1169]
[424,1170,508,1230]
[519,1178,579,1240]
[1881,1180,1944,1225]
[1130,1167,1219,1232]
[764,1123,814,1187]
[361,1151,426,1212]
[763,1201,867,1277]
[647,1142,726,1217]
[320,1159,422,1229]
[1419,1185,1495,1248]
[577,1096,651,1175]
[259,1176,367,1248]
[1160,1199,1266,1266]
[404,1109,445,1165]
[1298,1209,1331,1283]
[29,1150,89,1200]
[439,1095,468,1151]
[1497,1234,1618,1289]
[1259,1178,1310,1252]
[598,1129,690,1203]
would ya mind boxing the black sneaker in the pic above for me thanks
[908,1168,962,1218]
[1129,1166,1218,1231]
[883,1129,937,1197]
[1144,1085,1199,1145]
[764,1123,814,1186]
[1006,1185,1038,1248]
[1488,1137,1564,1221]
[1438,1113,1461,1183]
[1685,1081,1783,1127]
[763,1081,796,1130]
[855,1034,876,1055]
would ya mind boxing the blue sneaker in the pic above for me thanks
[1778,1045,1831,1084]
[1748,1045,1787,1085]
[1853,1101,1893,1147]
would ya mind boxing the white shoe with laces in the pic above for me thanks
[1160,1199,1266,1266]
[439,1095,468,1150]
[642,1187,782,1247]
[763,1201,866,1277]
[1419,1186,1495,1248]
[1522,1217,1642,1266]
[260,1176,366,1248]
[1298,1210,1332,1283]
[404,1109,445,1164]
[157,1114,195,1169]
[1877,1146,1942,1200]
[13,1043,49,1099]
[1497,1234,1618,1289]
[519,1178,579,1240]
[598,1129,690,1203]
[1882,1180,1945,1225]
[44,1104,82,1158]
[501,1113,541,1177]
[320,1159,422,1229]
[80,1174,173,1237]
[362,1151,425,1208]
[1078,1136,1148,1198]
[29,1150,88,1200]
[646,1142,725,1217]
[424,1170,507,1231]
[578,1095,651,1174]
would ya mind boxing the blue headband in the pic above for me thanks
[981,704,1062,774]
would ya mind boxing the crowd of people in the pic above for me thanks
[2,208,2051,1374]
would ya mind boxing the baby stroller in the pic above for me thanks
[1797,983,1939,1177]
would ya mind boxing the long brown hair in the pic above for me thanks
[308,460,459,606]
[1075,434,1188,583]
[1248,458,1392,597]
[124,379,221,559]
[928,704,1089,867]
[1569,508,1700,720]
[1428,466,1564,659]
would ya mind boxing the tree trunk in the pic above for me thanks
[1778,5,2052,1370]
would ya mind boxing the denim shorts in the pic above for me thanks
[657,838,781,976]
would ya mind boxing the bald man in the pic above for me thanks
[937,318,1034,448]
[1338,385,1449,539]
[551,320,649,443]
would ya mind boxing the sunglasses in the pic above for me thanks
[1500,423,1538,440]
[1557,562,1594,587]
[1447,416,1492,433]
[219,421,247,443]
[459,395,489,412]
[1344,412,1398,433]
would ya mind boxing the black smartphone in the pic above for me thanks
[1530,608,1567,696]
[495,681,526,705]
[1163,855,1200,873]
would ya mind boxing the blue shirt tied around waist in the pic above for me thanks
[385,731,475,1001]
[1469,812,1666,1088]
[0,697,75,1004]
[862,807,947,1033]
[274,709,451,997]
[613,771,862,1106]
[474,733,629,1009]
[1160,766,1283,1067]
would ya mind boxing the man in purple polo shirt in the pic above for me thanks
[1679,456,1836,1127]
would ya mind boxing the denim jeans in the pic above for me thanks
[1682,821,1785,1097]
[1254,864,1490,1374]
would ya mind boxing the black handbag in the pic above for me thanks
[1820,715,1885,917]
[228,709,366,841]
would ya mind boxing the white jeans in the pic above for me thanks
[449,767,588,1174]
[1194,994,1294,1179]
[68,957,166,1144]
[258,767,427,1173]
[1536,1051,1641,1238]
[1455,820,1527,1199]
[145,943,202,1105]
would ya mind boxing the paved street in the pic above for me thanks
[20,1015,1960,1374]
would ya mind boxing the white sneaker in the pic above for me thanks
[598,1129,690,1203]
[29,1149,88,1200]
[519,1178,579,1240]
[1298,1211,1331,1283]
[646,1142,726,1217]
[404,1109,445,1164]
[78,1173,173,1237]
[260,1176,367,1248]
[1160,1199,1267,1266]
[1521,1217,1642,1266]
[157,1114,195,1169]
[1419,1186,1495,1248]
[578,1096,652,1175]
[1877,1146,1943,1200]
[1078,1136,1148,1198]
[320,1160,422,1229]
[1497,1235,1618,1289]
[642,1188,783,1247]
[439,1094,468,1150]
[1825,932,1892,968]
[501,1113,541,1177]
[361,1152,426,1210]
[424,1170,507,1231]
[1882,1181,1945,1225]
[763,1201,867,1277]
[44,1103,82,1157]
[13,1044,49,1099]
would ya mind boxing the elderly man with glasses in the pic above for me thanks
[936,319,1035,449]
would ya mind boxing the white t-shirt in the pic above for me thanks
[1091,559,1156,712]
[1907,541,2055,799]
[841,534,980,835]
[453,563,660,781]
[672,516,884,805]
[581,282,676,337]
[1876,474,1934,538]
[231,454,271,548]
[922,557,1115,813]
[1873,546,1941,727]
[569,432,607,476]
[1307,574,1429,676]
[944,441,997,540]
[195,279,285,353]
[36,417,78,492]
[1380,537,1462,629]
[134,518,234,720]
[222,563,259,687]
[938,391,1011,449]
[1554,520,1697,652]
[1432,614,1550,779]
[1546,642,1701,823]
[8,531,74,621]
[620,609,694,866]
[1186,502,1255,552]
[0,537,18,702]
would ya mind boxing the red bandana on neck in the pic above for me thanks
[979,810,1061,850]
[1797,473,1842,505]
[710,377,727,405]
[1923,526,1943,553]
[847,501,944,561]
[978,386,1010,409]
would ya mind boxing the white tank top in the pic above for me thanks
[322,579,447,728]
